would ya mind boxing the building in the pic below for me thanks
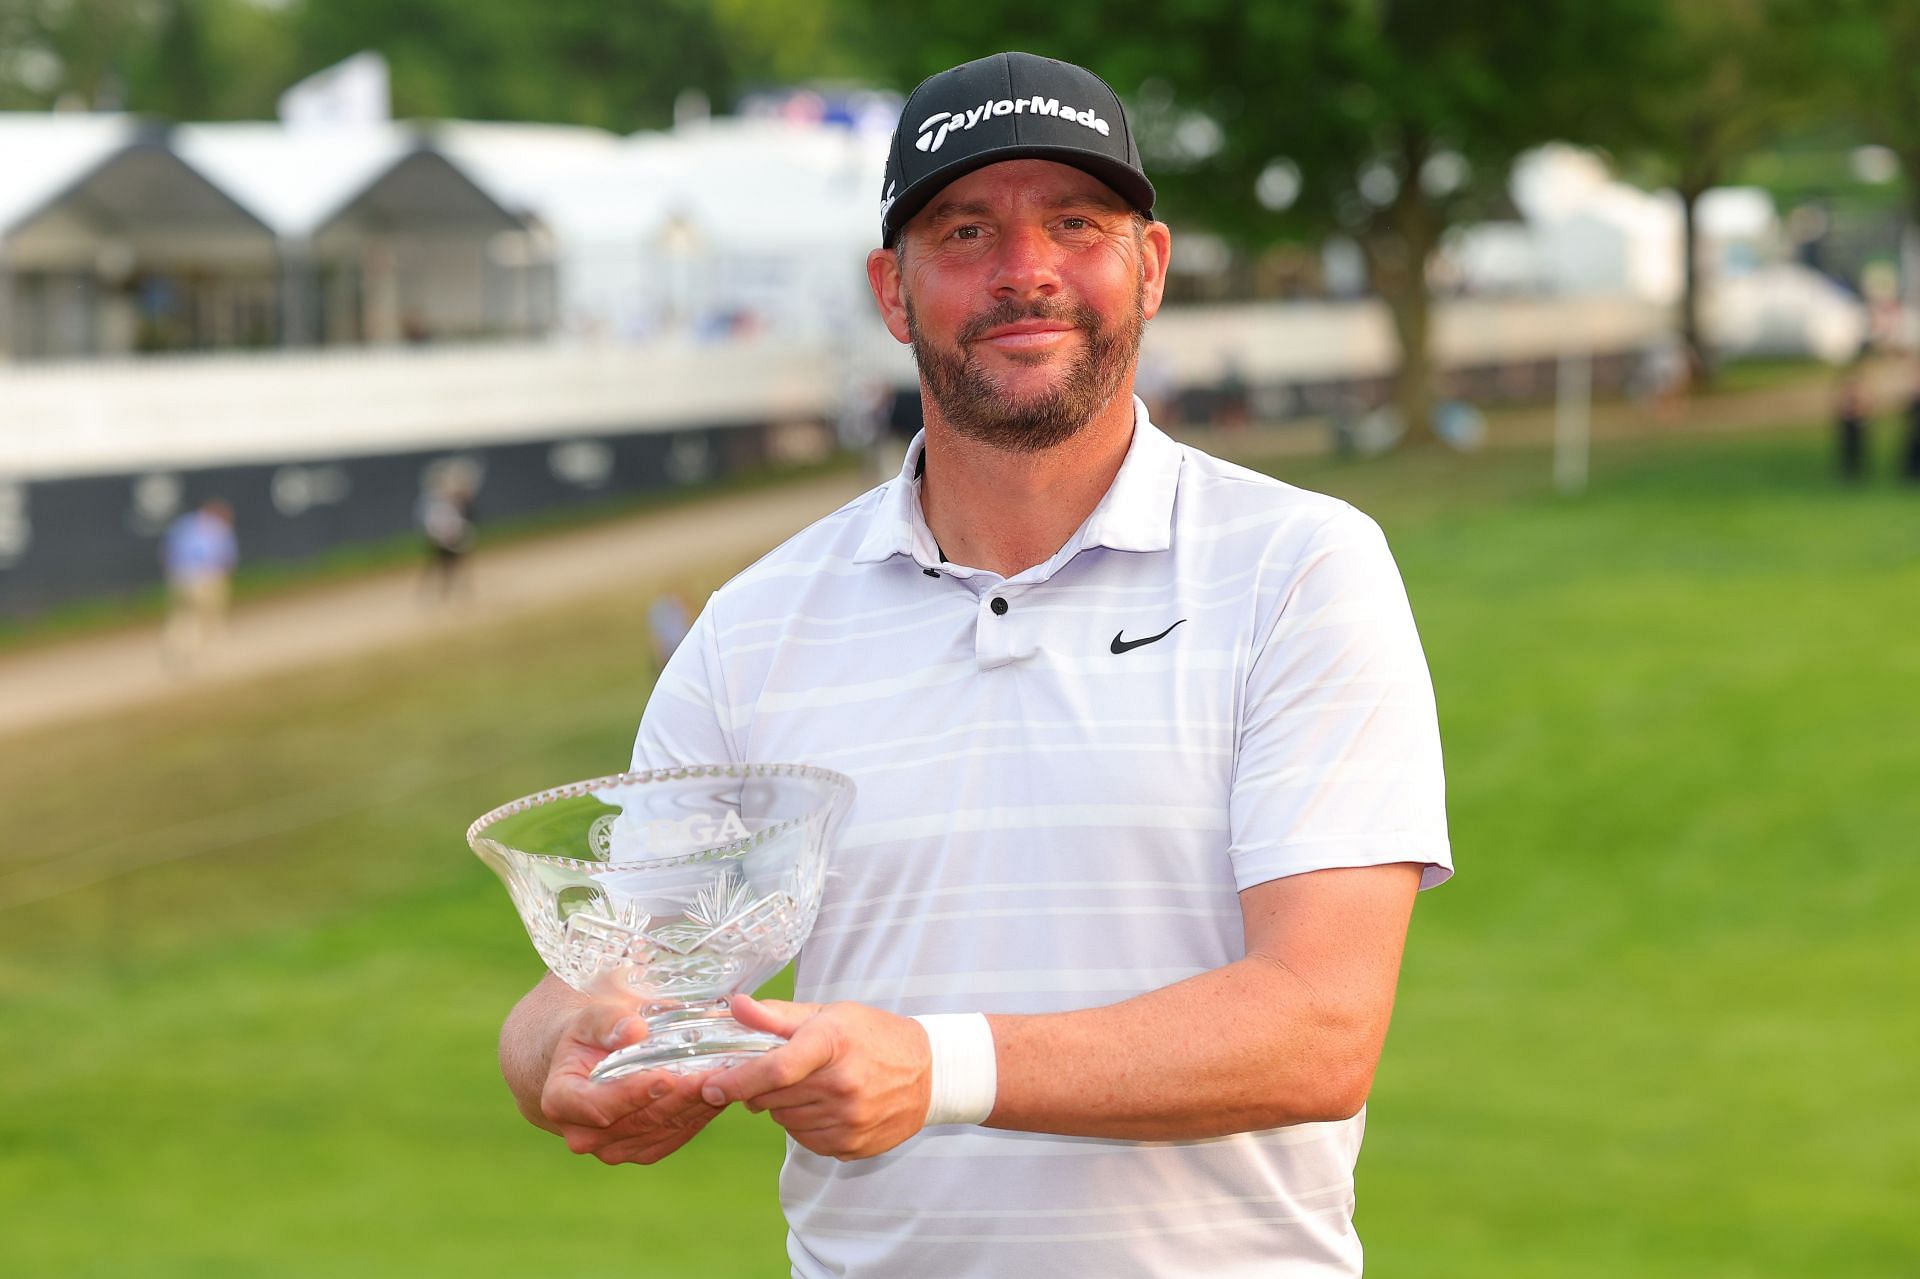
[0,113,278,359]
[173,122,548,346]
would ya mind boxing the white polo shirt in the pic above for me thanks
[633,398,1451,1278]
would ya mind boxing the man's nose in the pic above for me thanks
[989,223,1062,301]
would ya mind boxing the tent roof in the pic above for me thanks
[432,117,886,251]
[427,121,625,213]
[0,112,274,249]
[172,122,521,240]
[0,114,141,234]
[624,120,885,251]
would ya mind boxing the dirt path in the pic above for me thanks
[0,471,871,742]
[1,364,1892,743]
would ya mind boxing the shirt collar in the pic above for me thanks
[851,396,1181,568]
[851,428,940,566]
[1077,396,1180,555]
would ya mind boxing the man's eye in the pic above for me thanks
[1061,217,1089,230]
[952,225,982,240]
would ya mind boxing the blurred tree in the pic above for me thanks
[835,0,1662,444]
[712,0,867,89]
[0,1,53,109]
[1787,0,1920,313]
[138,0,217,122]
[1,0,294,119]
[1166,0,1669,442]
[0,0,146,110]
[149,0,299,120]
[1,0,856,124]
[284,0,847,131]
[1623,0,1814,388]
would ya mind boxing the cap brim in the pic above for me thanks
[882,145,1156,246]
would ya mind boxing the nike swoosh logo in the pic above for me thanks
[1110,619,1187,654]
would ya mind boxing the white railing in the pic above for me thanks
[0,336,843,480]
[0,297,1666,480]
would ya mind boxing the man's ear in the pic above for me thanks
[867,247,912,344]
[1138,221,1173,323]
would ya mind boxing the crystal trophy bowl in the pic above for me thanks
[468,763,854,1081]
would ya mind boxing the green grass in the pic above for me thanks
[2,423,1917,1275]
[1706,355,1835,397]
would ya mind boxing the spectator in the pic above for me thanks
[1835,364,1870,482]
[646,590,692,671]
[417,478,476,602]
[161,498,237,673]
[1904,364,1920,483]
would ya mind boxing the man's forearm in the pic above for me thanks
[983,864,1421,1141]
[985,951,1393,1141]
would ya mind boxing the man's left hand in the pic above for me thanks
[699,995,932,1160]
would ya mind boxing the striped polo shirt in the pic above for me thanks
[632,397,1451,1278]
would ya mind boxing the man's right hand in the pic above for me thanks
[504,977,727,1166]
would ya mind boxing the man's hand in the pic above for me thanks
[698,995,933,1161]
[502,976,726,1166]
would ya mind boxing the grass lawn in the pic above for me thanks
[1,421,1915,1275]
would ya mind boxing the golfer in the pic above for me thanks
[501,51,1452,1277]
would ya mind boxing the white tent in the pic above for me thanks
[0,113,277,358]
[173,122,536,344]
[429,121,645,339]
[1448,143,1865,360]
[435,117,889,343]
[172,122,418,241]
[0,114,142,238]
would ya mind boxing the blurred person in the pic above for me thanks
[874,383,924,478]
[160,497,237,673]
[1134,344,1177,428]
[1216,351,1250,430]
[1904,364,1920,483]
[1432,397,1488,452]
[645,589,691,670]
[417,477,476,602]
[1635,333,1692,421]
[498,52,1451,1279]
[1835,363,1870,482]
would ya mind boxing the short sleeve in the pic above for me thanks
[631,598,741,771]
[1229,505,1452,891]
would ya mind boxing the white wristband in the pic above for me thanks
[912,1013,997,1127]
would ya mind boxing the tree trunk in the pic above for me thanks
[1382,246,1436,446]
[1364,176,1442,448]
[1679,178,1715,390]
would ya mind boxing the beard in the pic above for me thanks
[904,280,1144,454]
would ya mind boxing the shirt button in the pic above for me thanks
[989,596,1009,616]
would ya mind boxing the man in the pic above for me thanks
[501,52,1452,1276]
[416,473,477,603]
[161,497,237,672]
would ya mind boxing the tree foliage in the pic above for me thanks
[836,0,1668,438]
[1784,0,1920,221]
[0,0,1879,427]
[1140,0,1665,437]
[1619,0,1820,383]
[0,0,854,129]
[286,0,728,129]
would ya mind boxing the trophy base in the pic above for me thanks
[589,999,786,1082]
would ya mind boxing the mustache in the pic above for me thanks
[956,298,1101,345]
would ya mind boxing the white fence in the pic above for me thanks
[0,297,1668,481]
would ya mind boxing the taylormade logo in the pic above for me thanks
[915,96,1112,153]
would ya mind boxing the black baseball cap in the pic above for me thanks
[880,52,1155,247]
